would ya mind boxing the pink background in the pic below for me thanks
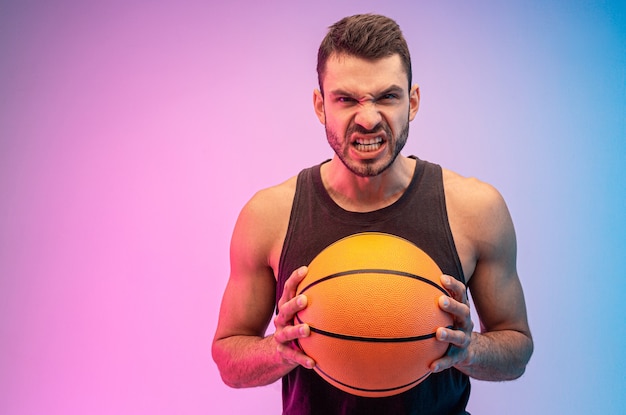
[1,1,625,413]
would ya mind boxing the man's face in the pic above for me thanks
[314,53,419,177]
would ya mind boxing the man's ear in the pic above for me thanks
[313,89,326,125]
[409,84,420,121]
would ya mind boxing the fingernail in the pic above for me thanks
[300,325,310,336]
[442,275,450,285]
[297,295,307,307]
[433,364,440,373]
[441,297,449,307]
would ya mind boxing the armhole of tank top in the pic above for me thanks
[437,166,467,285]
[275,169,306,306]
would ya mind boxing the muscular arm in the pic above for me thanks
[461,185,533,380]
[437,173,533,381]
[212,180,312,388]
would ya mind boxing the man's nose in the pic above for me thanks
[354,101,382,131]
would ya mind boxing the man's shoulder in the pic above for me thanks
[231,174,300,272]
[442,168,503,202]
[250,175,298,208]
[238,174,299,230]
[441,167,510,226]
[247,162,320,213]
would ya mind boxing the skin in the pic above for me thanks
[212,53,533,389]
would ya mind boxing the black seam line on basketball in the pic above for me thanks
[298,269,449,295]
[314,364,431,393]
[302,322,438,343]
[295,313,454,342]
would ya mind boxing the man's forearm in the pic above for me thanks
[212,334,296,388]
[455,330,533,381]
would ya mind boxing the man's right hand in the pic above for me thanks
[273,266,316,369]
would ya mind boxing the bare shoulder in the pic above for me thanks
[442,168,516,282]
[241,176,297,217]
[239,175,298,237]
[232,175,298,274]
[442,168,508,217]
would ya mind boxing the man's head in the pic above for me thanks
[317,14,412,95]
[313,14,419,177]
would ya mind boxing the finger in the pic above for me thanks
[438,295,471,322]
[430,354,456,374]
[275,294,308,327]
[274,321,311,344]
[278,266,308,308]
[440,275,467,303]
[277,341,316,369]
[436,326,471,348]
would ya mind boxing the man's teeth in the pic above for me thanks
[354,137,383,151]
[356,137,383,145]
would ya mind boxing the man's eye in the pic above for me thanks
[379,94,398,101]
[337,97,356,103]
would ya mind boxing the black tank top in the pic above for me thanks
[277,157,471,415]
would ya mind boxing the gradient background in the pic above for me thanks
[1,0,625,413]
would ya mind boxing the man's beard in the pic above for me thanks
[326,119,410,177]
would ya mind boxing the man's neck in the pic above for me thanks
[320,155,416,212]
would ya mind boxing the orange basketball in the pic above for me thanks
[295,232,453,397]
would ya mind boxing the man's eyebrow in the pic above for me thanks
[327,89,355,97]
[378,85,406,96]
[327,85,406,98]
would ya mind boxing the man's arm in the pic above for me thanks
[433,175,533,380]
[211,183,314,388]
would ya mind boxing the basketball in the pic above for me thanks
[295,232,453,398]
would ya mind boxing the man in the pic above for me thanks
[212,14,533,414]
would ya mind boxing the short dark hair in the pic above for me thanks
[317,14,412,94]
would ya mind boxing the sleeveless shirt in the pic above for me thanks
[276,157,471,415]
